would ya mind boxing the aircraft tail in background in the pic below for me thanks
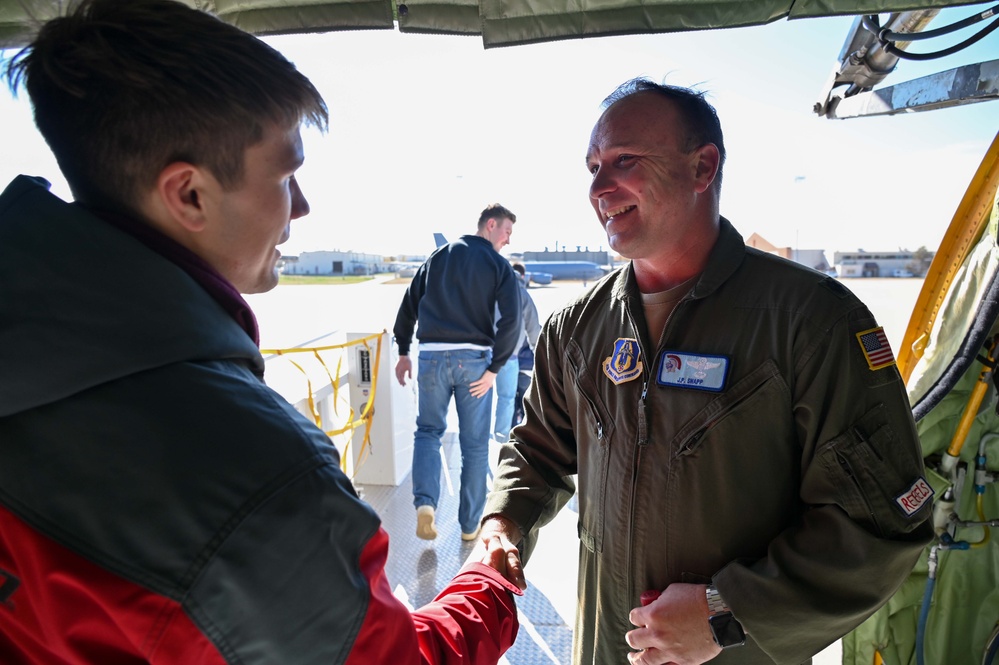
[433,233,448,248]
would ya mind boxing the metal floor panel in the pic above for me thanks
[356,437,576,665]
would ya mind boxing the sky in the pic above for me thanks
[1,8,996,260]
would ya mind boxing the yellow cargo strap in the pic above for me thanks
[260,331,385,477]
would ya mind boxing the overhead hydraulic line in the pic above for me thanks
[863,4,999,61]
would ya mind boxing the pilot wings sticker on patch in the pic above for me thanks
[656,351,730,392]
[602,338,643,385]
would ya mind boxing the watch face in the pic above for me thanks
[709,613,746,649]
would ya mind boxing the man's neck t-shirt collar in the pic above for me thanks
[84,206,260,346]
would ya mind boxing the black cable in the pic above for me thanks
[871,3,999,42]
[862,6,999,61]
[884,17,999,60]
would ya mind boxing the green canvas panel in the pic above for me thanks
[787,0,990,20]
[0,0,983,49]
[846,409,999,664]
[396,0,482,35]
[477,0,790,48]
[908,199,999,408]
[211,0,397,35]
[847,189,999,664]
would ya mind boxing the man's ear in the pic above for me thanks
[691,143,720,194]
[155,162,211,232]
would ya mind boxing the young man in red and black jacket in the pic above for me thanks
[0,2,524,663]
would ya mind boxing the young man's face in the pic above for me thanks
[204,123,309,293]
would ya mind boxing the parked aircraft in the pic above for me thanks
[433,233,605,284]
[520,261,608,282]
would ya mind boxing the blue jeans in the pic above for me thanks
[411,349,493,534]
[493,355,519,442]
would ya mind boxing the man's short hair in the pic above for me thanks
[4,0,328,213]
[478,203,516,229]
[602,78,726,190]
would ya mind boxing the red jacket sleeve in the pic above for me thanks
[344,528,521,665]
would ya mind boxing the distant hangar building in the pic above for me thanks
[833,250,932,278]
[281,250,385,276]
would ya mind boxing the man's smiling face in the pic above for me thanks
[586,92,704,262]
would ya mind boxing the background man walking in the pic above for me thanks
[394,204,522,541]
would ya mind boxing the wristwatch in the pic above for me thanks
[706,585,746,649]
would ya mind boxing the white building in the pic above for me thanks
[282,251,386,276]
[833,250,931,278]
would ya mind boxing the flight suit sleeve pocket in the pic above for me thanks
[812,403,932,539]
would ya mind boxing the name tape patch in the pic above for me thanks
[895,477,934,517]
[657,351,730,392]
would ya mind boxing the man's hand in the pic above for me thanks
[474,516,527,590]
[395,356,412,386]
[468,534,526,591]
[625,583,721,665]
[469,369,497,398]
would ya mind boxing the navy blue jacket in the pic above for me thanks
[393,235,522,374]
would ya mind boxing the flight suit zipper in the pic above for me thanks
[625,301,656,609]
[625,286,695,612]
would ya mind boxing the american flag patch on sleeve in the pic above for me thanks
[856,326,896,370]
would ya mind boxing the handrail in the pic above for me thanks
[261,330,386,477]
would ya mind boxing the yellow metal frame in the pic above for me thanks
[898,130,999,382]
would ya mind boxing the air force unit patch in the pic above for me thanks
[603,338,643,385]
[657,351,730,392]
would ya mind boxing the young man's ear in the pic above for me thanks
[155,162,211,232]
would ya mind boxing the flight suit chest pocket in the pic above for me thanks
[672,359,786,457]
[566,341,617,554]
[815,403,932,538]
